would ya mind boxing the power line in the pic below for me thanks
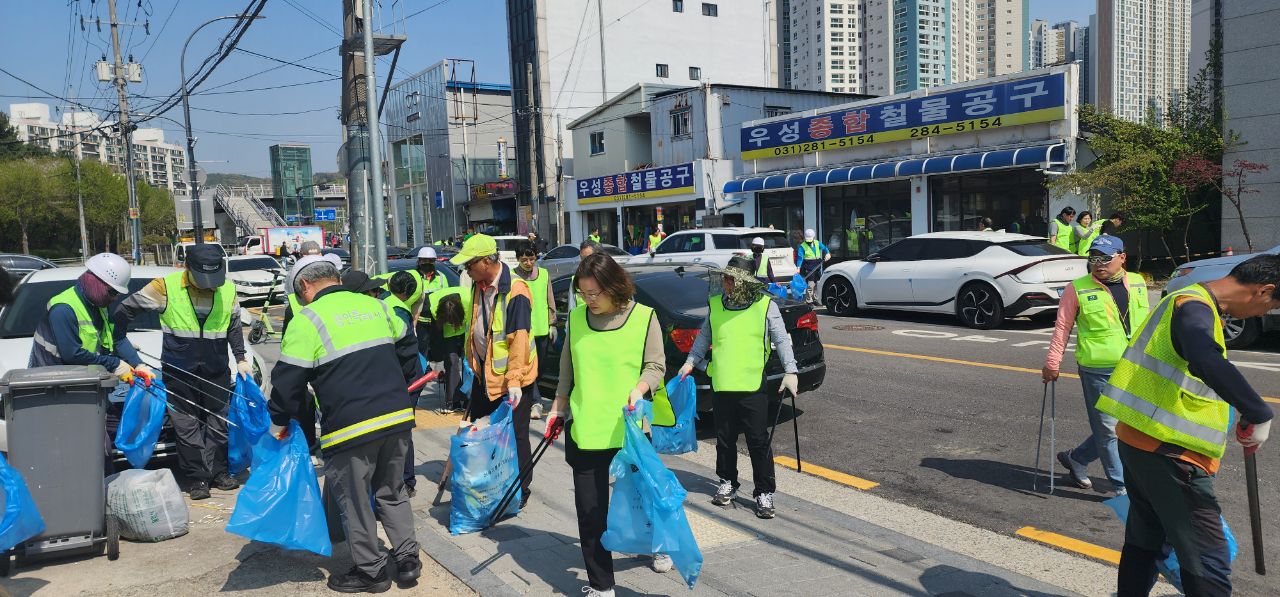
[138,0,179,62]
[234,47,340,78]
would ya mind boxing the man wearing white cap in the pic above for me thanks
[748,237,776,284]
[411,246,451,354]
[795,229,831,304]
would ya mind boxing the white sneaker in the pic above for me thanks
[581,586,615,597]
[530,401,543,420]
[712,478,737,506]
[651,553,673,573]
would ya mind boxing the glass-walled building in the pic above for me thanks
[269,144,314,223]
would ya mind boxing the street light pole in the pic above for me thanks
[180,14,264,245]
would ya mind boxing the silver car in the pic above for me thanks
[1164,244,1280,348]
[537,243,632,282]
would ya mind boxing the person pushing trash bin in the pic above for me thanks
[268,255,423,593]
[678,255,799,519]
[1041,235,1149,495]
[1097,254,1279,596]
[115,244,249,500]
[544,252,674,596]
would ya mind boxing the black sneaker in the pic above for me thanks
[712,479,737,506]
[395,554,422,584]
[189,481,211,501]
[212,472,241,491]
[755,492,776,519]
[1056,451,1093,489]
[406,485,417,499]
[327,566,392,593]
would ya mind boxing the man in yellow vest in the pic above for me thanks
[29,253,146,381]
[116,244,251,500]
[515,241,556,420]
[1042,236,1148,494]
[1048,206,1077,252]
[268,255,423,592]
[588,229,602,244]
[451,234,540,505]
[678,256,799,520]
[1098,255,1278,596]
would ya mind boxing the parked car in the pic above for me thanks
[0,266,266,465]
[538,263,826,412]
[818,232,1087,329]
[633,227,798,280]
[175,242,226,267]
[1164,244,1280,348]
[235,235,265,255]
[538,243,632,281]
[0,254,57,283]
[226,255,286,304]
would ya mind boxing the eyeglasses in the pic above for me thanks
[1087,255,1115,266]
[464,258,484,271]
[580,289,605,302]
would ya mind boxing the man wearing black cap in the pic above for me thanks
[116,243,250,500]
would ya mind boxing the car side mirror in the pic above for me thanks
[865,253,882,263]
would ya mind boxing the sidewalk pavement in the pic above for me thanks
[408,398,1175,597]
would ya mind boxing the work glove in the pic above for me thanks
[544,413,565,441]
[236,360,254,379]
[627,387,646,412]
[678,363,695,381]
[133,363,155,387]
[547,326,559,345]
[1237,419,1272,456]
[780,373,799,398]
[113,361,134,383]
[506,387,522,408]
[269,423,289,440]
[1041,366,1060,383]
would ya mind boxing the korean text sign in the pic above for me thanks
[576,163,695,205]
[740,73,1066,160]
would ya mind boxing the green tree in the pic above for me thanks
[0,158,63,253]
[0,113,52,161]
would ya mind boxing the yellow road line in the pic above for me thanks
[774,456,879,490]
[823,343,1280,405]
[1015,526,1121,565]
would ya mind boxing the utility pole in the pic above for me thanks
[361,0,388,274]
[555,113,565,244]
[64,87,90,259]
[105,0,142,262]
[597,0,608,103]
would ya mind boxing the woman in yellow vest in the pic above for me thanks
[677,256,799,520]
[515,241,556,420]
[1073,211,1103,257]
[427,287,471,413]
[544,253,673,596]
[1049,206,1077,252]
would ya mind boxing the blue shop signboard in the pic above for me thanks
[576,163,695,205]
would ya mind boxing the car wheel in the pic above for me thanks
[1223,315,1262,349]
[956,282,1004,330]
[823,276,858,316]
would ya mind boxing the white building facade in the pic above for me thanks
[1092,0,1192,122]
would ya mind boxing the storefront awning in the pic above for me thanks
[723,143,1066,195]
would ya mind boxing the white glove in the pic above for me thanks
[269,423,288,440]
[1238,419,1271,455]
[547,326,559,344]
[237,360,254,378]
[113,361,133,382]
[628,386,647,412]
[507,386,522,408]
[780,373,799,397]
[678,363,694,380]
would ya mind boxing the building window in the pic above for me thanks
[670,108,691,137]
[701,3,717,17]
[673,0,683,12]
[590,131,605,155]
[764,105,792,117]
[689,66,702,80]
[656,63,669,78]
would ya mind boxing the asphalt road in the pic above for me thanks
[755,306,1280,596]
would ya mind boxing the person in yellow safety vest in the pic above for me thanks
[427,287,472,413]
[588,229,602,244]
[381,270,429,499]
[115,243,250,500]
[1074,211,1103,257]
[795,229,831,302]
[1042,235,1149,495]
[1049,206,1077,252]
[678,256,799,520]
[544,253,676,594]
[1097,254,1279,596]
[647,225,666,253]
[450,234,541,506]
[749,237,776,283]
[410,246,452,356]
[268,255,423,592]
[516,241,557,420]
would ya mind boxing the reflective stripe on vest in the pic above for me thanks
[488,277,535,375]
[37,286,114,359]
[525,268,551,337]
[319,408,415,450]
[1096,284,1230,458]
[278,292,406,369]
[1072,272,1150,368]
[708,295,772,392]
[159,272,235,339]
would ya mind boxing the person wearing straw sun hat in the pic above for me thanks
[678,256,799,519]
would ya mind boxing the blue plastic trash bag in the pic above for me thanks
[790,273,808,299]
[1104,494,1237,593]
[226,421,331,556]
[459,356,475,396]
[652,376,698,455]
[602,401,704,589]
[0,452,45,553]
[767,282,789,299]
[228,375,271,475]
[449,401,521,535]
[114,378,169,469]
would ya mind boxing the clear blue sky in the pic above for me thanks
[1,0,1090,176]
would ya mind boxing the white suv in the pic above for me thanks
[635,227,798,278]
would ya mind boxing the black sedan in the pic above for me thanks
[538,263,826,412]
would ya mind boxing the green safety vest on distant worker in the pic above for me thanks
[1052,218,1075,252]
[648,234,663,252]
[382,293,414,326]
[34,286,115,359]
[1072,273,1150,369]
[567,302,674,449]
[428,286,472,339]
[589,234,601,244]
[159,271,235,339]
[416,272,451,323]
[707,295,772,392]
[755,256,770,278]
[1077,224,1103,256]
[800,241,822,261]
[486,277,535,376]
[1096,284,1231,459]
[523,267,552,337]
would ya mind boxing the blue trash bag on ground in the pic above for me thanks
[1104,493,1237,593]
[226,420,331,556]
[652,376,698,455]
[228,375,271,475]
[459,357,475,396]
[114,378,169,469]
[0,452,45,553]
[602,401,704,589]
[790,274,808,299]
[767,283,789,299]
[449,401,521,535]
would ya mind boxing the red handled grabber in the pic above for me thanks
[408,370,440,394]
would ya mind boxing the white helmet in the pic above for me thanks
[804,228,817,241]
[86,253,131,294]
[417,246,437,259]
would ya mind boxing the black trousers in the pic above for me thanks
[713,387,776,496]
[533,335,549,395]
[466,378,537,495]
[403,388,421,490]
[415,321,432,359]
[1116,442,1231,597]
[565,421,620,591]
[163,364,231,483]
[438,336,467,410]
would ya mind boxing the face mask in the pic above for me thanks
[80,272,115,308]
[418,262,435,275]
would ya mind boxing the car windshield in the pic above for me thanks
[1001,241,1073,256]
[228,257,281,272]
[634,269,712,318]
[0,278,162,338]
[730,233,789,249]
